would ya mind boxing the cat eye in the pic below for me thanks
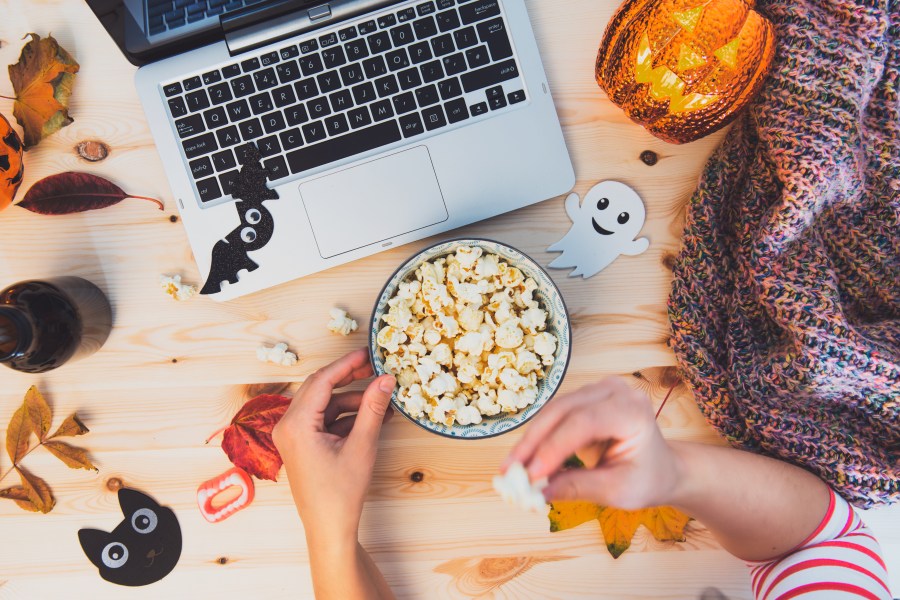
[597,197,609,210]
[617,212,630,224]
[102,542,129,569]
[131,508,158,534]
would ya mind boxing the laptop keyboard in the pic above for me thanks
[160,0,528,205]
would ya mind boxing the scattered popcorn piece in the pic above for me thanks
[327,308,358,336]
[492,462,548,512]
[256,342,298,366]
[376,248,558,426]
[160,274,197,301]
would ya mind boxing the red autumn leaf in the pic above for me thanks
[17,172,164,215]
[220,394,291,481]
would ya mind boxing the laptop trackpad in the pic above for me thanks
[299,147,449,259]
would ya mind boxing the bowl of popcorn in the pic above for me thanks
[370,238,571,439]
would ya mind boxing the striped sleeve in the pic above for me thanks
[747,488,892,600]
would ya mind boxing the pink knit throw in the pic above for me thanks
[668,0,899,508]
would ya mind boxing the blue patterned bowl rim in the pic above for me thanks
[368,237,572,440]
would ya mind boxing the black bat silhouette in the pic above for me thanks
[200,145,279,295]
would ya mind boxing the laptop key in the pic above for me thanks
[461,58,518,92]
[280,45,300,59]
[241,57,261,72]
[431,34,454,56]
[338,26,358,41]
[367,32,392,54]
[358,20,377,34]
[437,0,454,8]
[294,78,319,101]
[287,120,401,174]
[302,120,327,143]
[168,97,188,118]
[399,112,424,137]
[300,54,324,76]
[329,89,353,112]
[264,156,288,181]
[249,92,274,115]
[254,68,278,90]
[183,76,202,91]
[257,135,281,157]
[285,104,309,126]
[445,97,469,123]
[477,17,512,60]
[212,149,237,171]
[222,64,241,78]
[351,81,376,105]
[397,7,416,21]
[322,46,346,69]
[203,106,227,129]
[231,75,255,97]
[190,157,214,179]
[375,74,399,97]
[420,60,443,83]
[392,91,416,114]
[234,143,256,163]
[436,9,461,32]
[299,39,319,54]
[277,60,302,83]
[219,170,238,195]
[183,132,217,159]
[386,48,410,71]
[325,113,349,136]
[216,125,241,147]
[390,24,415,47]
[465,45,489,68]
[226,99,251,121]
[413,17,437,39]
[209,82,233,104]
[417,1,436,16]
[238,118,263,141]
[196,176,222,202]
[408,41,433,63]
[346,39,369,61]
[348,106,372,128]
[339,63,365,86]
[486,85,506,110]
[438,77,462,99]
[416,84,439,107]
[398,68,422,90]
[459,0,500,24]
[202,70,222,86]
[454,26,478,49]
[363,56,388,78]
[470,101,488,115]
[186,89,211,112]
[371,99,394,121]
[176,114,205,139]
[260,51,280,67]
[442,52,466,76]
[307,97,331,119]
[377,13,396,28]
[280,128,304,149]
[317,71,342,93]
[319,33,338,48]
[422,105,447,130]
[272,85,297,107]
[164,82,183,97]
[262,111,287,133]
[508,89,526,104]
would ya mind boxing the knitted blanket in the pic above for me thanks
[668,0,899,508]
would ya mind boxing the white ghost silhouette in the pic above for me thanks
[547,181,649,278]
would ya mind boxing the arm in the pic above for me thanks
[505,378,830,562]
[272,349,397,599]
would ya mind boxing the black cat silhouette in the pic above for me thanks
[78,488,182,586]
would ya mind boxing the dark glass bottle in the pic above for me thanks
[0,277,113,373]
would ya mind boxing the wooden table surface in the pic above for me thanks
[0,0,897,597]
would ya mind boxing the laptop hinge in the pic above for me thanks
[222,0,405,55]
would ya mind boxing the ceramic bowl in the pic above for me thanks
[369,238,571,439]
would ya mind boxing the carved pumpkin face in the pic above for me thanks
[596,0,775,144]
[0,114,24,210]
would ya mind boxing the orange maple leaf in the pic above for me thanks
[8,33,79,148]
[549,501,691,558]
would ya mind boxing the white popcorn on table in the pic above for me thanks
[160,274,197,301]
[256,342,298,366]
[327,308,358,336]
[492,462,548,512]
[375,248,558,427]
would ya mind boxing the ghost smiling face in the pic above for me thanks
[547,181,649,278]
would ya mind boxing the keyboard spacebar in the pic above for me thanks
[287,121,402,175]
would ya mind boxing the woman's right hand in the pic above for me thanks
[505,377,679,510]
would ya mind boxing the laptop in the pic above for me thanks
[88,0,575,300]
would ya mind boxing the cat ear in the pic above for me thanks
[118,488,160,516]
[78,528,110,569]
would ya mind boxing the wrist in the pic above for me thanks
[665,441,705,511]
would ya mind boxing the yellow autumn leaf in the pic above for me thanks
[24,385,51,440]
[598,506,645,558]
[548,501,600,532]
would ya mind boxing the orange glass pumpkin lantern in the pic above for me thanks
[0,114,24,210]
[596,0,775,144]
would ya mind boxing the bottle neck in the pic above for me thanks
[0,305,33,362]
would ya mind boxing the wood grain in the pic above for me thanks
[0,0,897,598]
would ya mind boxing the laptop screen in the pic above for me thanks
[86,0,322,65]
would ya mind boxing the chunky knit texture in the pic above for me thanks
[668,0,899,508]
